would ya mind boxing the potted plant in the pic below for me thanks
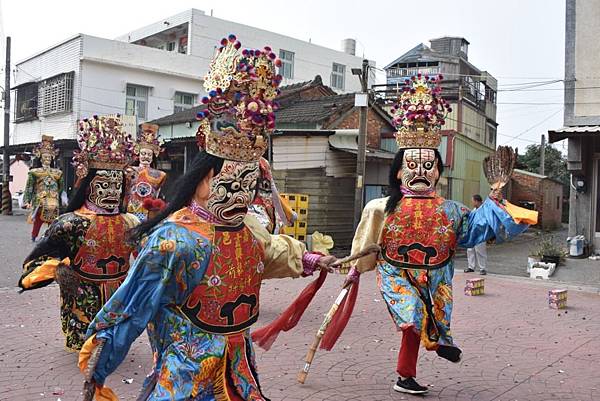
[533,236,564,265]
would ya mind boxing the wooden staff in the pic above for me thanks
[297,244,380,384]
[83,338,106,401]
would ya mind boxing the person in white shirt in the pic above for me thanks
[464,194,488,275]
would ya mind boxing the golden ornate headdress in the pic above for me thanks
[73,115,135,179]
[391,74,452,149]
[33,135,59,158]
[195,34,282,162]
[135,123,162,157]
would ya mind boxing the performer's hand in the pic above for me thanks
[489,188,503,202]
[24,203,31,209]
[317,255,338,273]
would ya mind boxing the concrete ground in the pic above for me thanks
[1,213,599,400]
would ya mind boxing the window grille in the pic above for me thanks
[38,72,74,117]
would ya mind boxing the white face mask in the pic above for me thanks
[138,148,154,168]
[206,160,259,225]
[399,148,439,194]
[88,170,124,210]
[40,154,53,168]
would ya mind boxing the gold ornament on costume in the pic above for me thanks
[73,115,135,179]
[135,123,162,157]
[196,34,282,163]
[33,135,59,159]
[391,74,452,149]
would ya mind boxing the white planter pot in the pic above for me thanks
[527,257,541,273]
[530,262,556,280]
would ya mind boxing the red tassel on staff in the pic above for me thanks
[252,268,328,351]
[319,276,360,351]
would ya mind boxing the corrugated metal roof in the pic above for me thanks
[328,130,396,160]
[548,126,600,143]
[550,126,600,133]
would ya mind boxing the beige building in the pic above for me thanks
[549,0,600,250]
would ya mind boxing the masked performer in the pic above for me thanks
[321,75,538,395]
[78,35,336,401]
[23,135,62,242]
[125,123,167,221]
[18,115,139,351]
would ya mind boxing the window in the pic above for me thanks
[331,63,345,90]
[38,72,74,117]
[556,196,560,210]
[380,138,398,153]
[125,84,149,120]
[279,49,294,79]
[166,42,176,52]
[178,37,188,54]
[487,125,496,147]
[174,91,196,113]
[14,82,38,122]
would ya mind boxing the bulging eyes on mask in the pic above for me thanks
[88,170,124,209]
[399,148,439,193]
[206,160,259,225]
[138,148,154,167]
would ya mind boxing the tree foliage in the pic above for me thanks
[516,144,568,185]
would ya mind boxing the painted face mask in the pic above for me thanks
[399,148,439,194]
[88,170,124,210]
[40,153,53,168]
[206,160,259,225]
[138,148,154,168]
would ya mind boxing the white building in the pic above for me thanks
[11,8,371,148]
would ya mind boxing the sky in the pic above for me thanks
[0,0,566,152]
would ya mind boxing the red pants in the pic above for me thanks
[31,214,45,239]
[397,327,420,378]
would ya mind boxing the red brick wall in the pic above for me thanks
[510,171,562,229]
[328,108,392,148]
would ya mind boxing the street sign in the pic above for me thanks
[354,93,368,107]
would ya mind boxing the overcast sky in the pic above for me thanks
[0,0,566,151]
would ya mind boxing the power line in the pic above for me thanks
[499,108,563,146]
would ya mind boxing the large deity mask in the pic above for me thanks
[206,160,260,225]
[88,170,124,210]
[399,148,439,194]
[138,147,154,168]
[40,153,53,168]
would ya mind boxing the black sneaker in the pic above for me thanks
[436,345,462,363]
[464,267,475,273]
[393,377,429,395]
[479,270,487,275]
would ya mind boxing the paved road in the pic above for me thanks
[1,272,599,400]
[2,213,600,400]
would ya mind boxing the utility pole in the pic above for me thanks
[353,59,369,228]
[540,134,546,176]
[2,36,11,215]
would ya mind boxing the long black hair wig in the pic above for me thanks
[384,149,445,215]
[128,150,224,242]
